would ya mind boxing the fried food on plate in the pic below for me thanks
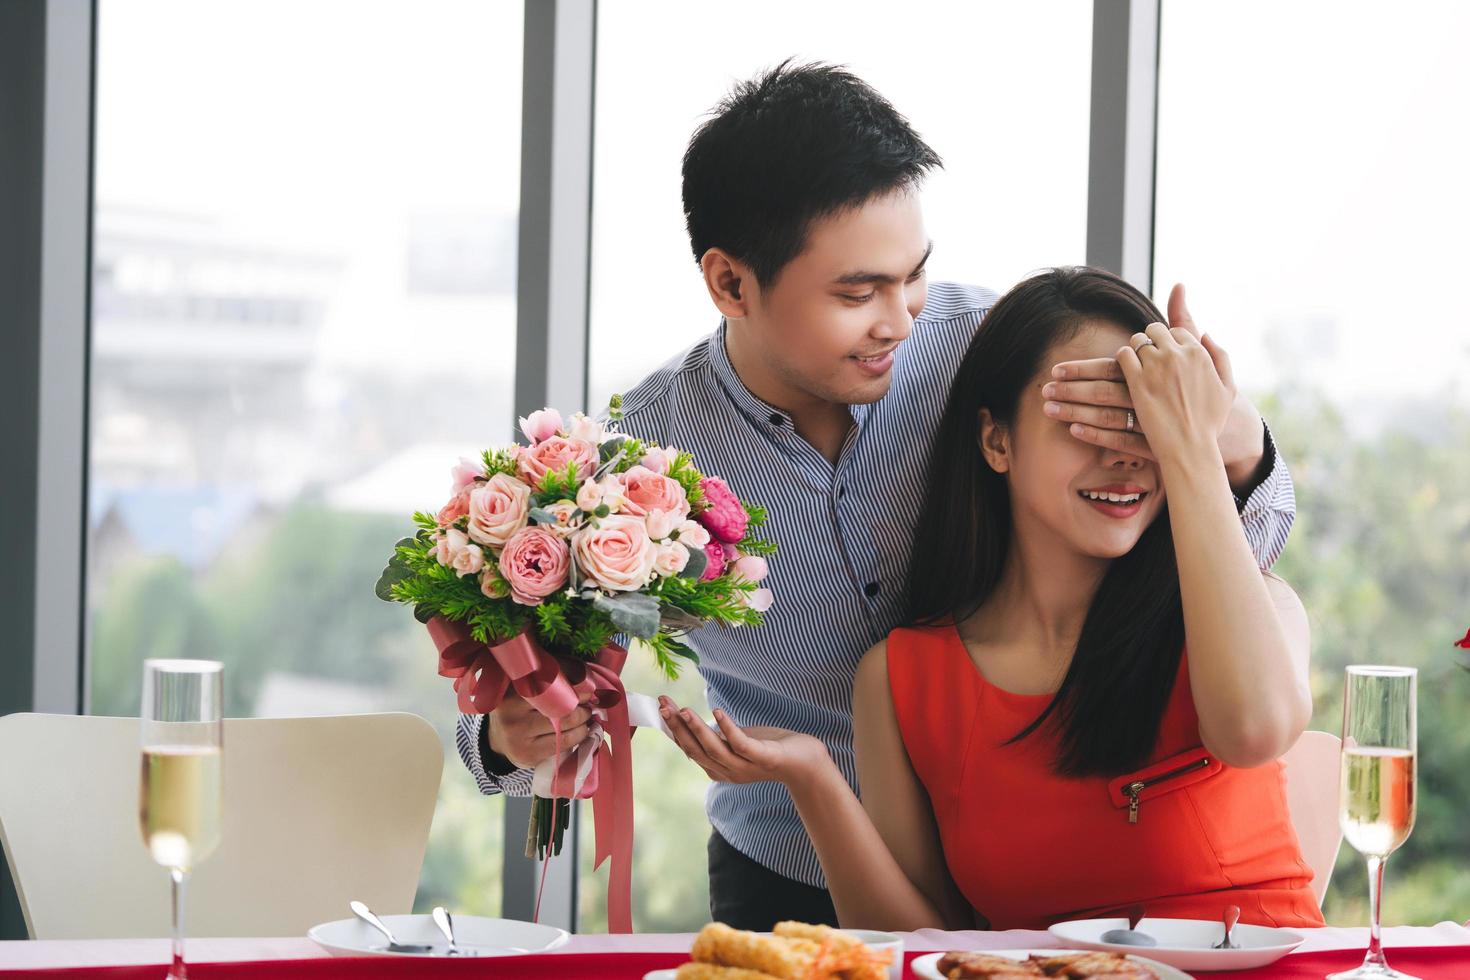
[678,921,893,980]
[935,949,1157,979]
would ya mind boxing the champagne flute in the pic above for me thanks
[1329,665,1418,980]
[139,660,223,980]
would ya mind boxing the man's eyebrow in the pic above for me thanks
[832,240,934,287]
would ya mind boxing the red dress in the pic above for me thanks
[885,624,1325,929]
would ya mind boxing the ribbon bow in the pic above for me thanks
[430,617,635,934]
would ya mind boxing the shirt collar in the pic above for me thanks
[708,319,873,435]
[709,319,795,434]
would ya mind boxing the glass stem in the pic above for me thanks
[169,867,188,979]
[1364,854,1388,970]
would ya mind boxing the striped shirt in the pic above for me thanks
[455,280,1297,889]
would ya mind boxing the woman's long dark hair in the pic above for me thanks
[905,267,1186,777]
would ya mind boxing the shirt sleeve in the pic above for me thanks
[454,712,535,797]
[1234,422,1296,571]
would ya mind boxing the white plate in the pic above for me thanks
[1048,917,1305,972]
[911,948,1193,979]
[308,913,569,958]
[646,929,904,980]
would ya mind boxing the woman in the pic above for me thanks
[661,267,1325,931]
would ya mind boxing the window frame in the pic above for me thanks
[3,0,1158,937]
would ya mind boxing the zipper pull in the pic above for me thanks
[1127,781,1144,824]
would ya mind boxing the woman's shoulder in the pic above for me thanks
[873,623,962,689]
[884,622,958,656]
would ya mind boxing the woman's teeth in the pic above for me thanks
[1079,490,1144,504]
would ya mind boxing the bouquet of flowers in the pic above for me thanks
[375,397,774,930]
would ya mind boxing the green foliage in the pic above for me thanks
[640,632,701,682]
[735,534,778,558]
[481,447,521,479]
[667,451,706,509]
[742,501,768,527]
[1257,388,1470,926]
[536,462,582,504]
[654,573,763,628]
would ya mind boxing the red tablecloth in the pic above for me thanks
[2,946,1468,979]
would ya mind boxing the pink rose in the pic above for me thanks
[467,473,531,549]
[696,476,748,543]
[700,539,727,582]
[644,507,681,541]
[653,541,690,577]
[518,408,564,445]
[731,555,768,583]
[574,515,657,592]
[542,500,583,538]
[744,588,774,612]
[517,436,600,489]
[676,519,710,550]
[450,455,486,492]
[499,526,570,606]
[436,487,472,527]
[618,465,691,520]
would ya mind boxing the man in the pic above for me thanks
[456,61,1293,929]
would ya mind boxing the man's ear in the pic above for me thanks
[700,248,751,320]
[978,407,1011,474]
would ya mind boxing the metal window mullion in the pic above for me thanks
[37,0,94,719]
[1086,0,1160,292]
[504,0,597,932]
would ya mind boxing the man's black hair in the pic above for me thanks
[681,59,942,289]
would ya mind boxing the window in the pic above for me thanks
[1155,0,1470,925]
[588,0,1095,413]
[582,0,1094,930]
[87,0,523,915]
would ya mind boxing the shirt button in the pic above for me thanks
[837,485,846,499]
[768,413,783,425]
[864,581,880,598]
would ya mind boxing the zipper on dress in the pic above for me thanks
[1125,756,1211,823]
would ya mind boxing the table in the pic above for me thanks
[2,923,1468,977]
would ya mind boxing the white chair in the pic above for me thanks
[1280,730,1343,905]
[0,712,442,939]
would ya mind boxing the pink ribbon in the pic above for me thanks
[430,617,636,934]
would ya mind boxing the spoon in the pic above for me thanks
[349,900,436,955]
[1212,904,1241,950]
[1099,905,1157,947]
[432,906,463,956]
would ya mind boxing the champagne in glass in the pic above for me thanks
[139,660,223,980]
[1329,665,1418,980]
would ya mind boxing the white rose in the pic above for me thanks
[567,412,604,444]
[450,541,485,577]
[644,507,681,541]
[596,474,627,514]
[576,479,604,512]
[676,520,710,549]
[653,541,691,577]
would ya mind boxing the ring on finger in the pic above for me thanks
[1126,410,1136,432]
[1131,336,1157,352]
